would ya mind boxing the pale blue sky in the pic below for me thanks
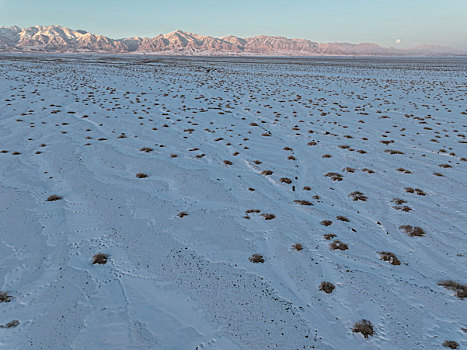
[0,0,466,48]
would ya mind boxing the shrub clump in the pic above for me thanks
[400,225,425,237]
[46,195,63,201]
[330,240,348,250]
[379,251,401,265]
[92,253,108,265]
[249,254,265,263]
[352,319,374,338]
[292,243,303,251]
[0,291,12,303]
[319,281,335,294]
[442,340,459,349]
[438,280,466,299]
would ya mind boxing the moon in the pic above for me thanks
[395,39,401,44]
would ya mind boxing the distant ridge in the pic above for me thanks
[0,25,464,56]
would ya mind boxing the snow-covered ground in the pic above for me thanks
[0,55,465,350]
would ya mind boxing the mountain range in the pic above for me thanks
[0,25,464,56]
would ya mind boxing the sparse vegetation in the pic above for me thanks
[249,254,264,263]
[379,251,401,265]
[262,213,275,220]
[352,319,374,338]
[442,340,459,349]
[438,280,466,299]
[92,253,108,265]
[349,191,368,201]
[319,281,335,293]
[330,240,348,250]
[0,291,12,303]
[46,195,62,201]
[400,225,425,237]
[292,243,303,251]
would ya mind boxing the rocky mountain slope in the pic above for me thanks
[0,25,464,56]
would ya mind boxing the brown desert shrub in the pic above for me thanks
[319,281,335,294]
[92,253,108,265]
[399,225,425,237]
[294,200,313,206]
[249,254,264,263]
[292,243,303,251]
[280,177,292,184]
[0,291,12,303]
[136,173,148,178]
[330,240,348,250]
[442,340,459,349]
[178,211,189,218]
[379,252,401,265]
[350,191,368,201]
[262,213,275,220]
[438,280,466,299]
[321,220,333,226]
[46,195,62,201]
[325,172,343,181]
[352,319,374,338]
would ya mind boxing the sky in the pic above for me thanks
[0,0,466,49]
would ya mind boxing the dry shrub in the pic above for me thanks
[330,240,348,250]
[350,191,368,201]
[325,172,343,181]
[292,243,303,251]
[0,320,20,328]
[245,209,261,214]
[136,173,148,178]
[294,200,313,206]
[261,170,273,176]
[392,198,406,205]
[319,281,335,294]
[336,216,349,222]
[262,213,275,220]
[303,186,311,191]
[46,195,62,201]
[249,254,264,263]
[324,233,336,240]
[438,280,466,299]
[385,149,404,155]
[0,291,12,303]
[379,251,401,265]
[321,220,333,226]
[280,177,292,184]
[92,253,108,265]
[352,319,374,338]
[178,211,189,218]
[399,225,425,237]
[223,160,232,165]
[393,205,412,212]
[140,147,153,153]
[442,340,459,349]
